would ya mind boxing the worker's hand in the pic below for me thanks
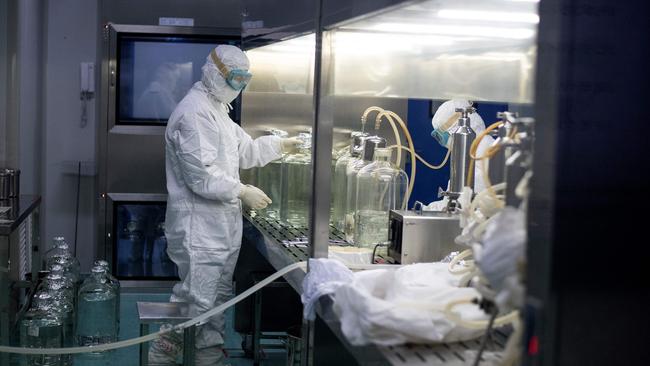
[281,137,303,154]
[238,184,272,209]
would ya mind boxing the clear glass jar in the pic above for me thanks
[94,260,121,334]
[20,291,63,366]
[47,263,78,290]
[281,132,312,227]
[354,148,408,248]
[331,133,367,232]
[44,237,80,283]
[42,284,74,366]
[343,136,386,242]
[258,129,289,220]
[76,266,118,346]
[39,272,75,302]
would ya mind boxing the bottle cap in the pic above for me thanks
[362,136,387,161]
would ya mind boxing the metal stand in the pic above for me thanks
[250,272,291,365]
[137,302,197,366]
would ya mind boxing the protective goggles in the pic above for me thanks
[430,111,461,147]
[210,49,252,91]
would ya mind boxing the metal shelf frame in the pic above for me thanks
[243,214,510,365]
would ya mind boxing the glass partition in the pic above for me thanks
[240,33,316,251]
[318,0,539,262]
[113,202,177,279]
[325,0,538,103]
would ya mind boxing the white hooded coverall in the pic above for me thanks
[164,45,282,349]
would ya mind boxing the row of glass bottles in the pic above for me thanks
[240,130,313,227]
[332,135,408,248]
[240,128,406,249]
[19,237,120,366]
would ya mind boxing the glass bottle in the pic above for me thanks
[331,133,367,232]
[281,132,312,227]
[44,237,80,283]
[39,272,75,302]
[76,266,118,346]
[93,260,121,335]
[39,273,75,359]
[343,136,386,242]
[354,148,408,248]
[257,129,288,220]
[19,291,63,366]
[43,284,74,366]
[48,263,77,293]
[239,166,257,187]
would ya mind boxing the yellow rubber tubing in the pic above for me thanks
[444,298,520,330]
[376,111,416,209]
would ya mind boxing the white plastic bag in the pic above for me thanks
[301,258,354,321]
[333,262,488,346]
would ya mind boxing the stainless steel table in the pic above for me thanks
[242,213,511,366]
[137,301,197,366]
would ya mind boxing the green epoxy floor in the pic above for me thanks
[12,291,288,365]
[115,292,287,365]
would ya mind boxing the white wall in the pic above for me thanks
[42,0,98,270]
[17,0,44,196]
[0,0,6,165]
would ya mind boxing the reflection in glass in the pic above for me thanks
[118,39,218,123]
[115,204,177,278]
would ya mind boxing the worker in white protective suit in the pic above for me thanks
[426,99,495,211]
[149,45,301,366]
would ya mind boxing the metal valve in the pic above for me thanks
[455,106,476,118]
[496,111,519,122]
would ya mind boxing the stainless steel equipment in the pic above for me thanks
[388,209,463,264]
[0,169,20,199]
[98,24,239,281]
[504,117,535,207]
[488,112,518,187]
[439,106,477,211]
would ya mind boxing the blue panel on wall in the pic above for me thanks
[405,99,508,208]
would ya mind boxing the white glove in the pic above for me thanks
[238,184,272,209]
[281,137,303,154]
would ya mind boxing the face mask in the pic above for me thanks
[431,129,450,147]
[210,50,252,91]
[431,112,460,148]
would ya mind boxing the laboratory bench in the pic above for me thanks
[241,213,510,366]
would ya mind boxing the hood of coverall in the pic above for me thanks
[201,45,250,104]
[431,99,486,149]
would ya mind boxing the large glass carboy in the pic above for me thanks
[76,266,118,346]
[257,129,288,219]
[281,132,312,227]
[94,260,121,333]
[332,132,367,232]
[354,148,408,248]
[44,236,80,283]
[19,291,63,366]
[343,136,386,242]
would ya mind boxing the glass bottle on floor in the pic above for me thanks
[44,237,80,283]
[76,266,118,346]
[19,291,63,366]
[93,260,121,334]
[43,284,74,366]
